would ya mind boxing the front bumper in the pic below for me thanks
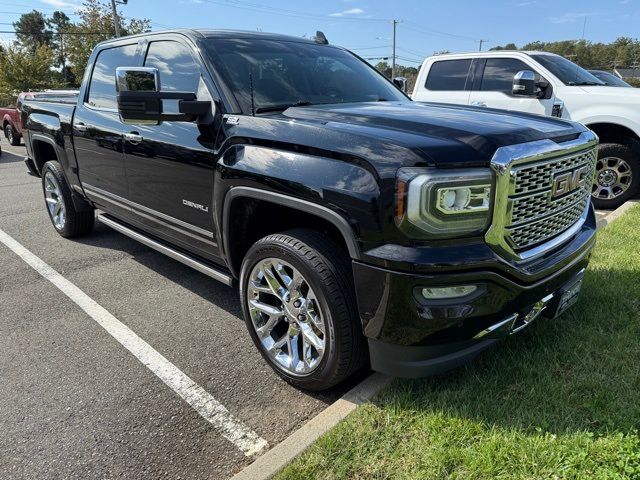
[355,208,596,378]
[366,267,586,378]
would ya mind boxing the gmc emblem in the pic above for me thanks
[551,166,590,198]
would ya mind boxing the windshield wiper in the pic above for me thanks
[255,100,313,113]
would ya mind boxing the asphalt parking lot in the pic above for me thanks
[0,142,363,480]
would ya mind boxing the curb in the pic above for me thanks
[230,373,392,480]
[598,200,640,229]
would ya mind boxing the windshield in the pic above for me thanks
[588,70,632,87]
[530,54,605,86]
[204,38,408,113]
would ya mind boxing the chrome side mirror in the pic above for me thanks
[393,76,408,93]
[116,67,160,93]
[512,70,536,96]
[115,66,210,124]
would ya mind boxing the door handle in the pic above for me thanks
[124,132,143,144]
[471,101,487,107]
[74,122,88,132]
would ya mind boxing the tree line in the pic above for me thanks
[0,0,150,106]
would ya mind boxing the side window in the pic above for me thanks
[425,59,473,91]
[144,41,200,92]
[87,44,138,109]
[480,58,537,93]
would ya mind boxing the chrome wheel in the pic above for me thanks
[247,258,326,376]
[592,156,632,200]
[44,171,66,230]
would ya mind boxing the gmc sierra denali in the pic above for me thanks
[22,30,598,390]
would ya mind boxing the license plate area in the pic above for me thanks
[547,271,585,318]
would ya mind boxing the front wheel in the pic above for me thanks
[41,161,95,238]
[239,229,366,391]
[591,143,640,209]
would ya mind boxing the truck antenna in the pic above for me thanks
[249,72,256,116]
[313,31,328,45]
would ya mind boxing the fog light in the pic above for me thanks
[421,285,477,300]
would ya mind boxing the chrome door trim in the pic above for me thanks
[83,183,217,246]
[98,214,232,286]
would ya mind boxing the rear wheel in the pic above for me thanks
[41,161,95,238]
[239,229,366,391]
[591,143,640,209]
[5,124,20,146]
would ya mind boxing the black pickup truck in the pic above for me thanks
[22,30,598,390]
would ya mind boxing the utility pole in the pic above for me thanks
[392,19,398,79]
[478,39,487,52]
[110,0,121,37]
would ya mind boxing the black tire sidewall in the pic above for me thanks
[592,143,640,209]
[41,160,95,238]
[239,238,347,390]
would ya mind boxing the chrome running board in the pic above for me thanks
[97,213,233,286]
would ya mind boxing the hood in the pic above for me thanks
[281,101,583,168]
[578,85,640,98]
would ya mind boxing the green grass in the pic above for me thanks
[277,205,640,480]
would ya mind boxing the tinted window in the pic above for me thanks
[588,70,631,87]
[426,59,472,91]
[144,41,200,92]
[530,54,604,86]
[481,58,532,92]
[87,44,138,109]
[204,39,407,113]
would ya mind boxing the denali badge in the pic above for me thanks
[182,199,209,213]
[551,165,590,198]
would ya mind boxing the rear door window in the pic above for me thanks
[87,44,138,109]
[426,59,473,91]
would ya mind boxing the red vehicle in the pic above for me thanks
[2,91,78,146]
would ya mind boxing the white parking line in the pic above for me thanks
[0,227,268,458]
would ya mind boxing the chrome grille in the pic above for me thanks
[506,148,597,251]
[513,149,597,195]
[508,198,589,248]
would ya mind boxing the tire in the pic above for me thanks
[239,229,366,391]
[591,143,640,210]
[41,161,95,238]
[5,124,20,146]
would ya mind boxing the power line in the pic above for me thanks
[197,0,389,22]
[349,45,393,51]
[0,30,110,35]
[403,20,481,42]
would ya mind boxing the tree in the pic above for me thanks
[490,43,518,51]
[65,0,150,83]
[375,61,391,78]
[0,44,57,100]
[13,10,51,51]
[47,11,71,68]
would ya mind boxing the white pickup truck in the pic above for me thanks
[412,51,640,209]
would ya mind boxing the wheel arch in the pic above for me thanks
[30,134,62,175]
[222,187,361,279]
[586,122,640,149]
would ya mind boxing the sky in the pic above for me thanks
[2,0,639,65]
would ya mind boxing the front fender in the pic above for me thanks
[215,144,382,265]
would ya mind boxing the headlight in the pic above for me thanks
[395,168,494,239]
